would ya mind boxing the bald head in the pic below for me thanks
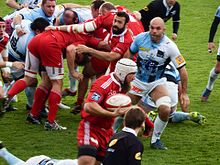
[149,17,165,43]
[150,17,165,29]
[99,2,115,15]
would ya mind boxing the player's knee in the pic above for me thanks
[156,96,171,108]
[156,96,171,118]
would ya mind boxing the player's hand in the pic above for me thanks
[208,42,215,53]
[72,72,83,81]
[179,93,190,111]
[16,28,26,37]
[76,44,90,54]
[171,33,177,40]
[113,105,130,117]
[12,61,25,69]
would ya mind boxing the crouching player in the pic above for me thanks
[138,62,207,125]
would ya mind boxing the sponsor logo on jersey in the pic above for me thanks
[90,137,99,145]
[144,6,149,11]
[131,85,143,93]
[139,47,150,52]
[175,54,185,65]
[135,152,142,160]
[156,50,164,58]
[91,92,101,101]
[109,139,118,147]
[171,10,176,16]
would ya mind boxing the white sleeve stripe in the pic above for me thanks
[84,21,97,32]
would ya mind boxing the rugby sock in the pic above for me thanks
[3,82,10,96]
[113,116,124,133]
[151,116,168,143]
[69,74,77,92]
[0,148,25,164]
[144,116,154,136]
[76,97,84,105]
[47,90,61,123]
[7,79,27,99]
[171,112,189,123]
[31,86,49,117]
[206,68,219,90]
[25,87,36,107]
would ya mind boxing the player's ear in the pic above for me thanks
[35,29,41,35]
[141,121,145,129]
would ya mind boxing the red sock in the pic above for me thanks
[143,116,154,137]
[7,79,27,99]
[76,97,84,105]
[31,86,49,117]
[145,116,154,128]
[47,90,61,123]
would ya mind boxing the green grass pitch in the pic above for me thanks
[0,0,220,164]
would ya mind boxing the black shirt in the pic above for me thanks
[139,0,180,34]
[103,129,144,165]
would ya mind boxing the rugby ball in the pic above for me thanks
[104,93,132,111]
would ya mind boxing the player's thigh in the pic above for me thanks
[150,84,169,102]
[24,50,39,78]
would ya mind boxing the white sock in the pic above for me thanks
[151,116,168,143]
[69,75,77,92]
[0,148,25,165]
[206,68,219,90]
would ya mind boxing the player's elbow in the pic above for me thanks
[5,0,12,6]
[84,103,92,113]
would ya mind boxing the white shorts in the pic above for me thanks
[45,66,64,80]
[25,155,54,165]
[141,81,178,108]
[24,50,40,78]
[129,77,167,97]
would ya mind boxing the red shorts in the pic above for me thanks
[77,120,113,158]
[28,33,63,68]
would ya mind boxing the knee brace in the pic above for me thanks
[155,96,171,108]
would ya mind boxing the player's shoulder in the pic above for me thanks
[134,32,150,42]
[162,35,176,46]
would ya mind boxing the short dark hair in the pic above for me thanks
[0,17,5,22]
[91,0,105,10]
[42,0,56,5]
[116,11,130,24]
[30,17,50,32]
[124,108,145,129]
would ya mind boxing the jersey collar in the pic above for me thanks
[122,127,137,136]
[111,28,128,37]
[163,0,174,16]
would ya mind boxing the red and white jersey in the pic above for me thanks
[106,28,133,72]
[91,11,144,37]
[81,73,123,129]
[0,32,9,53]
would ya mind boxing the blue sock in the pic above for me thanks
[113,116,124,133]
[69,75,77,92]
[171,112,190,123]
[25,87,36,107]
[0,148,24,165]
